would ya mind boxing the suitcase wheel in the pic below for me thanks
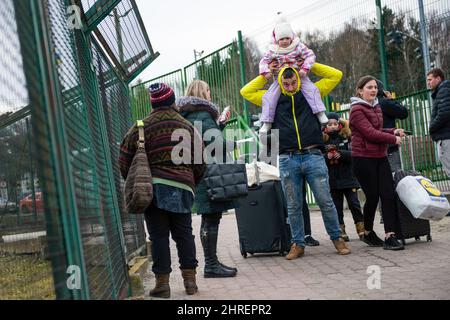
[240,243,247,258]
[427,235,432,242]
[401,239,406,246]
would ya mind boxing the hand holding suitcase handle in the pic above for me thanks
[394,129,413,136]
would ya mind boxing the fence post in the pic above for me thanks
[376,0,389,87]
[15,0,90,300]
[237,31,250,126]
[25,118,38,221]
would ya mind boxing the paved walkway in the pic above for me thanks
[143,210,450,300]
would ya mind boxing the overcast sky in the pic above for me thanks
[133,0,323,84]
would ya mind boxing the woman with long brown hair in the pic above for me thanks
[349,76,406,251]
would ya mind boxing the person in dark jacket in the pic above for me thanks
[119,83,205,298]
[427,68,450,177]
[179,80,238,278]
[350,76,406,251]
[323,112,365,242]
[376,80,409,172]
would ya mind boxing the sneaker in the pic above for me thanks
[285,243,305,260]
[384,234,405,251]
[362,231,384,247]
[305,235,320,246]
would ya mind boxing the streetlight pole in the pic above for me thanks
[194,50,204,62]
[376,0,389,87]
[418,0,431,77]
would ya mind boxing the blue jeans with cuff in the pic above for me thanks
[279,150,341,248]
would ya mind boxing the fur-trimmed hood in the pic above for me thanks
[323,118,351,142]
[177,96,220,121]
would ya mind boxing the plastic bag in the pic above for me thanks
[396,175,450,221]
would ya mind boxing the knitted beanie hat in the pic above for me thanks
[326,112,340,121]
[149,83,176,108]
[274,22,294,41]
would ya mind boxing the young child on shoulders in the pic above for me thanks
[259,19,328,135]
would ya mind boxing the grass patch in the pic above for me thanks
[0,254,55,300]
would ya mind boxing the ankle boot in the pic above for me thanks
[355,222,365,240]
[340,224,349,242]
[201,224,237,278]
[332,238,351,255]
[181,269,198,295]
[149,273,170,298]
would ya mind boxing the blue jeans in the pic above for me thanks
[279,151,341,248]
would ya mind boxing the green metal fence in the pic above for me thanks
[240,0,450,200]
[242,0,449,104]
[1,0,155,300]
[131,41,257,161]
[131,69,185,121]
[131,42,245,120]
[0,0,56,300]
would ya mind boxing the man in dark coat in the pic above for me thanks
[427,68,450,177]
[376,80,409,172]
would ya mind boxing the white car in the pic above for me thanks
[0,198,17,213]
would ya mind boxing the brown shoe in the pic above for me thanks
[340,224,350,242]
[285,243,305,260]
[150,273,170,298]
[181,269,198,295]
[355,222,365,240]
[333,238,351,255]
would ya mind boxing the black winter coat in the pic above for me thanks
[379,98,409,153]
[323,125,360,190]
[273,92,324,154]
[430,80,450,142]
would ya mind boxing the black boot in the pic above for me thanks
[201,223,237,278]
[219,262,238,273]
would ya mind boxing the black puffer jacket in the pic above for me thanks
[323,120,360,190]
[430,80,450,142]
[273,93,324,154]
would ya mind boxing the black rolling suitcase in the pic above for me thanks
[394,170,432,245]
[235,163,291,258]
